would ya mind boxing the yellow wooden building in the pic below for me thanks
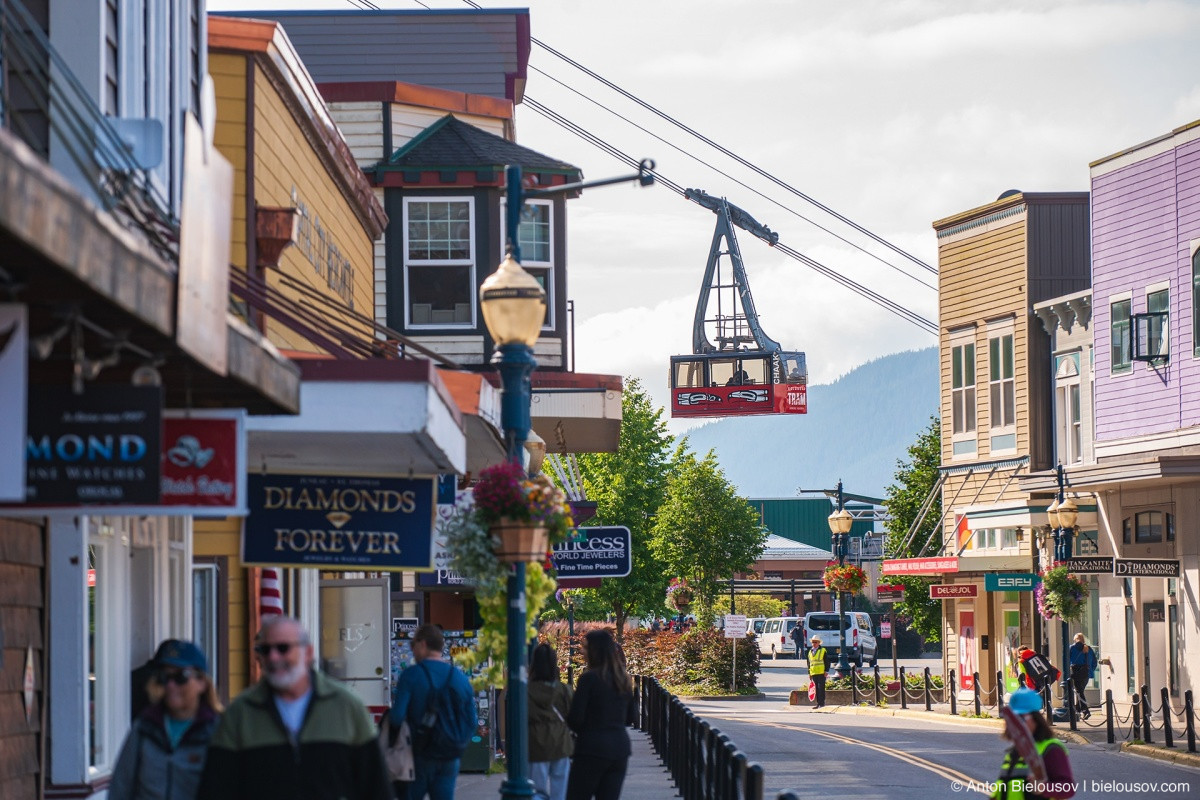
[930,191,1089,702]
[198,16,387,699]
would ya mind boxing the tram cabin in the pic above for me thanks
[670,351,807,418]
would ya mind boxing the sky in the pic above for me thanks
[211,0,1200,431]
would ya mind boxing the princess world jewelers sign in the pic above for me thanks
[243,474,435,571]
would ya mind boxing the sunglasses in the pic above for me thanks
[254,641,301,657]
[156,668,199,685]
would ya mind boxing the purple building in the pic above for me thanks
[1027,121,1200,705]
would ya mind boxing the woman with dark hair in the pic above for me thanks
[565,629,636,800]
[528,643,573,800]
[993,687,1076,799]
[109,640,223,800]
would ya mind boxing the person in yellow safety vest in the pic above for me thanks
[992,687,1076,800]
[806,635,827,709]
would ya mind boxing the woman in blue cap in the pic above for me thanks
[109,640,223,800]
[993,687,1076,799]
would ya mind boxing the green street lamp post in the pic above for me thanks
[481,161,653,800]
[827,480,854,675]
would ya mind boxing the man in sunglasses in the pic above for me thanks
[198,616,391,800]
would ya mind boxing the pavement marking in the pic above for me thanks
[705,715,990,795]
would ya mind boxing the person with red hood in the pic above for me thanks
[1016,646,1060,691]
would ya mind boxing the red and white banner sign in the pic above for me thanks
[930,584,978,599]
[160,410,246,514]
[882,557,959,575]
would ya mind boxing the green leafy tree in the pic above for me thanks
[651,447,767,624]
[883,416,942,643]
[571,379,674,640]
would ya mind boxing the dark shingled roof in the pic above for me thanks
[383,115,580,176]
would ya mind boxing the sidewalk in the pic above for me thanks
[454,729,681,800]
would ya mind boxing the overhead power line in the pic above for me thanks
[524,99,937,336]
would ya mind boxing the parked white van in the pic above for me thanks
[802,611,877,666]
[757,616,803,659]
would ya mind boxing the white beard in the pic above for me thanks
[266,661,308,691]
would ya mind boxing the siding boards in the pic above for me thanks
[1092,147,1186,440]
[0,518,45,800]
[234,12,524,99]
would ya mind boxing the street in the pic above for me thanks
[677,660,1200,799]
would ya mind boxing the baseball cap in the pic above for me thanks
[155,640,208,673]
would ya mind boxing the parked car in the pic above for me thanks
[757,616,803,659]
[802,611,877,667]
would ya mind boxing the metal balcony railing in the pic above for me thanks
[0,0,179,261]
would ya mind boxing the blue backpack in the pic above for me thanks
[412,663,472,760]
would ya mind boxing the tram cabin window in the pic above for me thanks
[711,360,736,386]
[674,360,706,389]
[741,358,768,384]
[784,355,806,383]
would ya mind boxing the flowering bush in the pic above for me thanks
[665,578,694,611]
[1036,565,1089,621]
[823,563,867,594]
[473,461,574,543]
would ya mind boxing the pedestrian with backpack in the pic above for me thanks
[1017,646,1061,692]
[529,643,573,800]
[1067,634,1097,719]
[389,624,477,800]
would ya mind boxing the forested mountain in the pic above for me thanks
[678,348,938,498]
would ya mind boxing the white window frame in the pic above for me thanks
[949,327,977,458]
[987,320,1016,455]
[403,196,477,330]
[500,198,555,330]
[1136,283,1170,361]
[193,562,220,684]
[1055,353,1083,464]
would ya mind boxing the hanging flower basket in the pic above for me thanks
[666,578,694,612]
[1036,565,1088,621]
[823,563,867,595]
[472,461,574,563]
[490,517,550,563]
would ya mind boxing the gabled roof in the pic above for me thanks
[760,534,834,561]
[381,115,580,177]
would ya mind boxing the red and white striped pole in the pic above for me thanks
[259,568,284,621]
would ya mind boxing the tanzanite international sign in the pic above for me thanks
[550,526,632,578]
[24,385,162,505]
[243,474,435,571]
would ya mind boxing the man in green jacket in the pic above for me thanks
[197,616,391,800]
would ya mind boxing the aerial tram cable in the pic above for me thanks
[525,98,937,337]
[525,66,936,292]
[451,0,936,278]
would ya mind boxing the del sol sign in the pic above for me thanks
[243,474,435,571]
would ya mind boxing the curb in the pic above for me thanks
[676,692,767,701]
[1120,742,1200,768]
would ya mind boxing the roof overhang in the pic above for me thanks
[527,371,622,454]
[247,360,465,475]
[437,367,506,474]
[1018,457,1200,493]
[0,127,300,414]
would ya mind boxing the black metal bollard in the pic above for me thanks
[1162,687,1174,749]
[729,743,743,800]
[900,666,908,710]
[1065,676,1077,731]
[745,762,765,800]
[1185,691,1196,753]
[974,672,982,717]
[997,671,1005,712]
[1141,685,1153,743]
[949,669,957,715]
[874,664,881,707]
[924,666,932,711]
[1106,690,1115,745]
[716,733,731,800]
[852,667,860,705]
[1042,684,1053,724]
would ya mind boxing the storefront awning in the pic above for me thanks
[247,360,466,475]
[528,371,622,454]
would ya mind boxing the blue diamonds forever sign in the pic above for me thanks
[243,474,435,571]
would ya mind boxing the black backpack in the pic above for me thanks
[1023,652,1055,691]
[412,663,472,760]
